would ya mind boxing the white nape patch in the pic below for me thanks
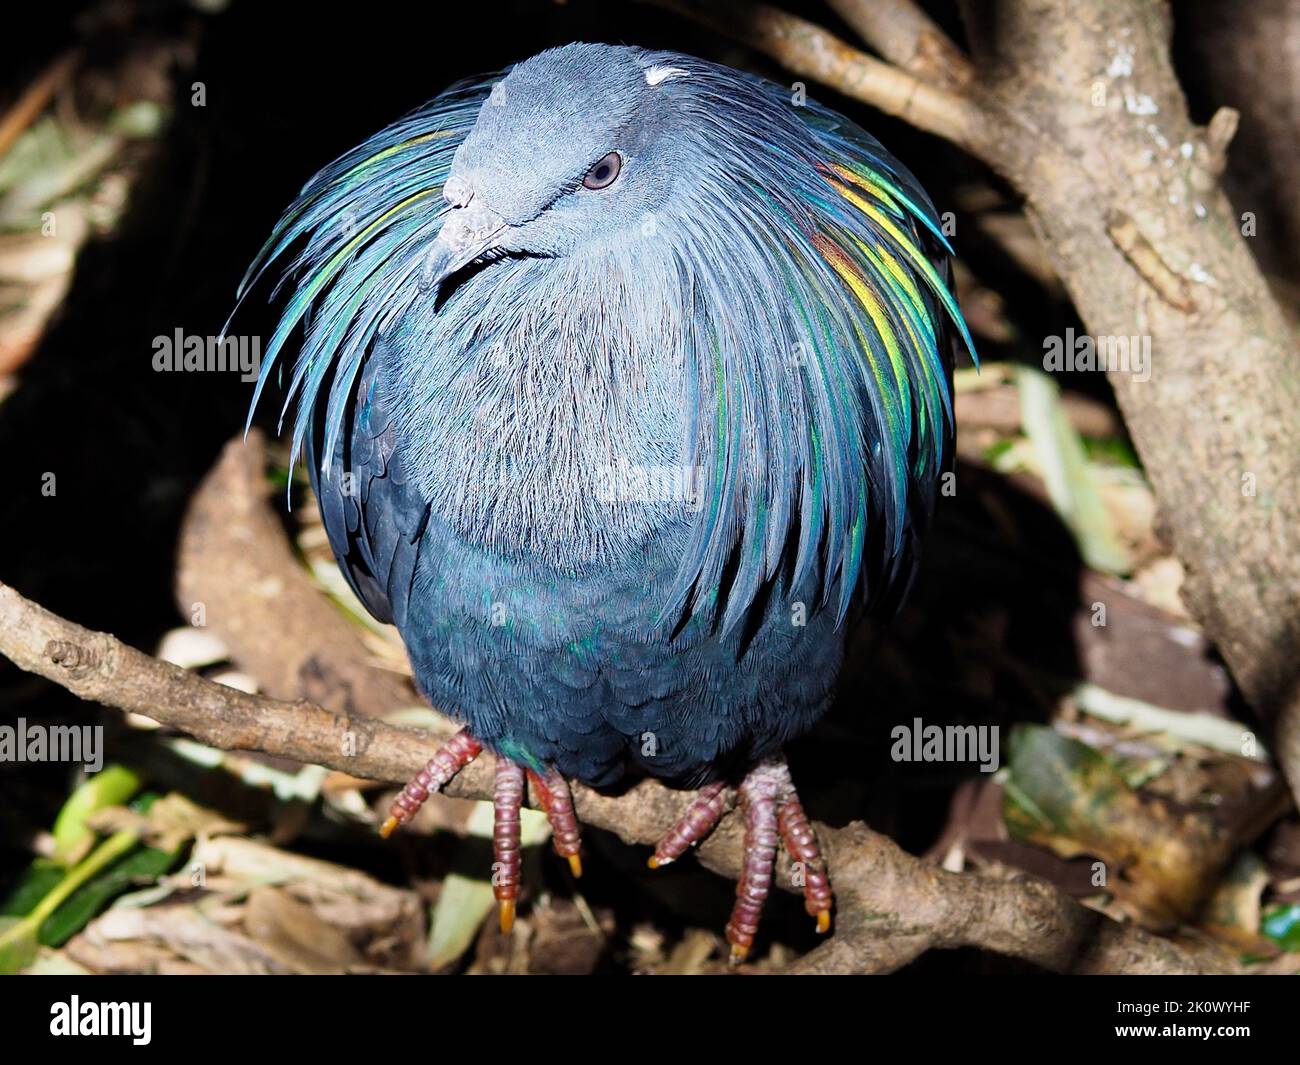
[645,65,688,86]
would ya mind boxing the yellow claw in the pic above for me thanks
[498,899,516,935]
[567,853,583,878]
[378,815,399,839]
[729,943,750,965]
[816,909,832,934]
[647,854,671,870]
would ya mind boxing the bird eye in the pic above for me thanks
[582,151,622,190]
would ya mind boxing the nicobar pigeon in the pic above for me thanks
[239,43,975,961]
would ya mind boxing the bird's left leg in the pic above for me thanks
[380,731,584,934]
[649,754,832,963]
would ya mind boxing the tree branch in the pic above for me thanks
[0,577,1262,974]
[825,0,974,89]
[648,0,985,151]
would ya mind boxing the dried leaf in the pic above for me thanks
[243,885,364,973]
[1003,725,1234,928]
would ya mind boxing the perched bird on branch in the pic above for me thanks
[238,42,973,961]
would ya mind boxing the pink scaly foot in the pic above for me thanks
[526,767,584,878]
[725,761,783,962]
[647,780,731,868]
[492,757,525,933]
[379,729,483,837]
[649,755,833,963]
[778,788,833,934]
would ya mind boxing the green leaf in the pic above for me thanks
[40,844,181,948]
[51,764,143,866]
[0,829,138,973]
[1082,435,1140,469]
[130,791,164,815]
[1262,904,1300,953]
[0,860,65,918]
[0,916,39,973]
[982,437,1016,465]
[0,768,150,971]
[1017,366,1131,575]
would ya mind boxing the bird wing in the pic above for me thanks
[235,77,497,627]
[305,337,429,628]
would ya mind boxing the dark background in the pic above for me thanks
[1,1,1267,973]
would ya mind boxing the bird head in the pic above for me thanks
[423,43,688,285]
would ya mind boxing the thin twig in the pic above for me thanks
[825,0,974,89]
[0,50,82,162]
[649,0,985,151]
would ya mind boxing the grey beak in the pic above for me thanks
[421,196,506,291]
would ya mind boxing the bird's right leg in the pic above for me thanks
[378,731,521,933]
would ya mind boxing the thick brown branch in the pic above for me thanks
[0,578,1256,974]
